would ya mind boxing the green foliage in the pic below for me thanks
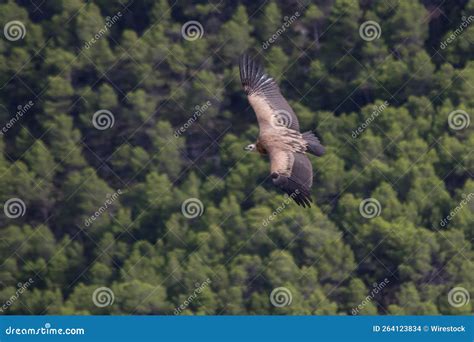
[0,0,472,316]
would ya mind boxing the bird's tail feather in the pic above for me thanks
[302,131,325,156]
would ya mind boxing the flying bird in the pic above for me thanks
[239,54,325,208]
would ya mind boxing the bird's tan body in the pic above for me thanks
[249,94,308,177]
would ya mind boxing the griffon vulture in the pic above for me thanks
[239,54,325,208]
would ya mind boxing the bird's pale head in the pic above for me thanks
[244,143,257,152]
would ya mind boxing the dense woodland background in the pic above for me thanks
[0,0,473,315]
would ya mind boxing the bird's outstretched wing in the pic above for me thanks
[268,148,313,208]
[239,54,300,132]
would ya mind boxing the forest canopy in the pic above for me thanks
[0,0,473,315]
